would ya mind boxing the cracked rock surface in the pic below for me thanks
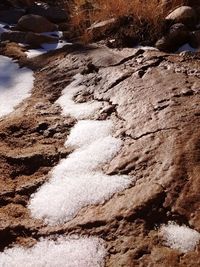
[0,43,200,266]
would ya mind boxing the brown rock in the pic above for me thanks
[1,31,27,43]
[0,8,25,24]
[156,23,190,52]
[189,30,200,48]
[25,32,58,48]
[0,45,200,266]
[27,4,68,23]
[17,14,57,33]
[1,31,58,48]
[166,6,197,28]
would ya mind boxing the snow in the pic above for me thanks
[65,120,113,148]
[42,31,63,38]
[26,40,71,58]
[160,222,200,253]
[29,171,131,224]
[29,129,130,224]
[177,43,198,53]
[53,136,122,175]
[29,73,132,225]
[134,45,158,51]
[0,22,8,35]
[56,74,102,119]
[0,55,34,118]
[0,236,106,267]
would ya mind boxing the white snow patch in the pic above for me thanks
[134,45,158,51]
[177,43,198,53]
[56,74,102,119]
[0,22,8,35]
[0,55,34,118]
[65,120,113,148]
[52,136,123,178]
[29,171,131,224]
[0,236,106,267]
[42,31,64,38]
[160,222,200,253]
[29,73,132,225]
[29,119,132,224]
[26,40,72,58]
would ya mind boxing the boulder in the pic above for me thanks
[0,8,25,24]
[155,23,190,52]
[25,32,58,47]
[57,22,70,31]
[1,31,58,47]
[189,30,200,48]
[17,14,57,33]
[1,31,27,43]
[27,4,68,23]
[5,0,35,7]
[165,6,197,28]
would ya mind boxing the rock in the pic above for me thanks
[0,43,200,266]
[156,23,190,52]
[189,30,200,48]
[1,31,58,47]
[17,14,57,33]
[1,31,27,43]
[166,6,197,28]
[57,23,70,31]
[25,32,58,48]
[0,8,25,24]
[27,4,68,23]
[5,0,35,7]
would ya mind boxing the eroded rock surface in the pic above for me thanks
[0,43,200,266]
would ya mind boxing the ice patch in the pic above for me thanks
[0,236,106,267]
[0,55,34,118]
[160,222,200,253]
[56,74,102,119]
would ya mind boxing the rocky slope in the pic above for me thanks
[0,41,199,266]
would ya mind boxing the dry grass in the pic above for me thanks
[68,0,188,45]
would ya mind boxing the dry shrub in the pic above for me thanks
[69,0,187,45]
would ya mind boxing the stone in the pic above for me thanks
[156,23,190,52]
[27,4,68,23]
[189,30,200,48]
[1,31,58,47]
[5,0,35,7]
[1,31,27,43]
[0,8,25,24]
[25,32,58,48]
[165,6,197,28]
[17,14,57,33]
[0,43,200,266]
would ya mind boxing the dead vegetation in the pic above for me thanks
[68,0,188,46]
